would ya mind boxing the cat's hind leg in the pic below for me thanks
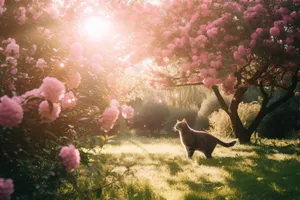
[204,144,216,159]
[186,147,195,159]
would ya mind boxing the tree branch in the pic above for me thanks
[212,85,230,115]
[173,82,203,87]
[266,69,299,113]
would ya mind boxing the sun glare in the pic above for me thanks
[147,0,162,5]
[82,16,111,38]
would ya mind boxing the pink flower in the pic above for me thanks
[270,27,280,37]
[110,99,119,107]
[36,58,47,69]
[90,54,104,73]
[17,7,26,25]
[28,6,43,20]
[0,96,23,128]
[99,106,120,132]
[59,145,80,172]
[233,52,241,60]
[22,88,41,99]
[66,72,81,89]
[0,178,14,200]
[202,77,216,88]
[5,41,19,56]
[6,57,17,67]
[206,27,218,38]
[290,11,297,18]
[61,92,76,109]
[0,0,5,7]
[10,68,17,75]
[38,100,61,123]
[286,37,294,45]
[250,40,256,48]
[70,42,83,58]
[122,105,134,119]
[40,77,65,103]
[162,49,171,57]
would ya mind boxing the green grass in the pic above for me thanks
[99,135,300,200]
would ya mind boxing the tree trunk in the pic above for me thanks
[230,115,251,143]
[212,67,299,144]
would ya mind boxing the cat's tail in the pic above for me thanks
[217,139,238,148]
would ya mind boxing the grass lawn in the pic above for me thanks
[98,135,300,200]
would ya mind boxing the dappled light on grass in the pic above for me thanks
[101,136,300,200]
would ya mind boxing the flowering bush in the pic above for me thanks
[0,0,137,198]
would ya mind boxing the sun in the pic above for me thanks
[82,16,111,38]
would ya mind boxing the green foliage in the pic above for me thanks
[209,103,260,137]
[199,92,232,117]
[242,86,260,103]
[258,97,300,139]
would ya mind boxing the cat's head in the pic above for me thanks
[174,118,188,132]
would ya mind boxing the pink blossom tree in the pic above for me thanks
[115,0,300,143]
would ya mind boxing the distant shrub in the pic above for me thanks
[258,97,300,139]
[163,108,197,136]
[209,102,260,138]
[131,102,170,136]
[193,114,210,131]
[199,92,232,117]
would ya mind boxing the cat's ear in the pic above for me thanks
[176,120,179,123]
[182,118,187,123]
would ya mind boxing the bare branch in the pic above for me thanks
[212,85,230,115]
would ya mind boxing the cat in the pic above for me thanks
[174,118,237,159]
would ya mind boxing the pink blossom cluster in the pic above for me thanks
[40,77,65,103]
[233,45,251,65]
[122,105,134,119]
[59,145,80,172]
[243,4,266,21]
[0,96,23,128]
[61,92,76,109]
[0,0,4,16]
[0,178,14,200]
[38,100,61,123]
[250,28,264,47]
[17,7,26,25]
[36,58,47,69]
[28,6,43,20]
[69,42,83,59]
[110,99,120,107]
[99,105,120,132]
[4,39,19,57]
[66,72,81,89]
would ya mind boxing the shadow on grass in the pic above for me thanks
[165,159,184,175]
[183,144,300,200]
[125,183,166,200]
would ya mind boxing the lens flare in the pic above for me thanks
[82,16,111,38]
